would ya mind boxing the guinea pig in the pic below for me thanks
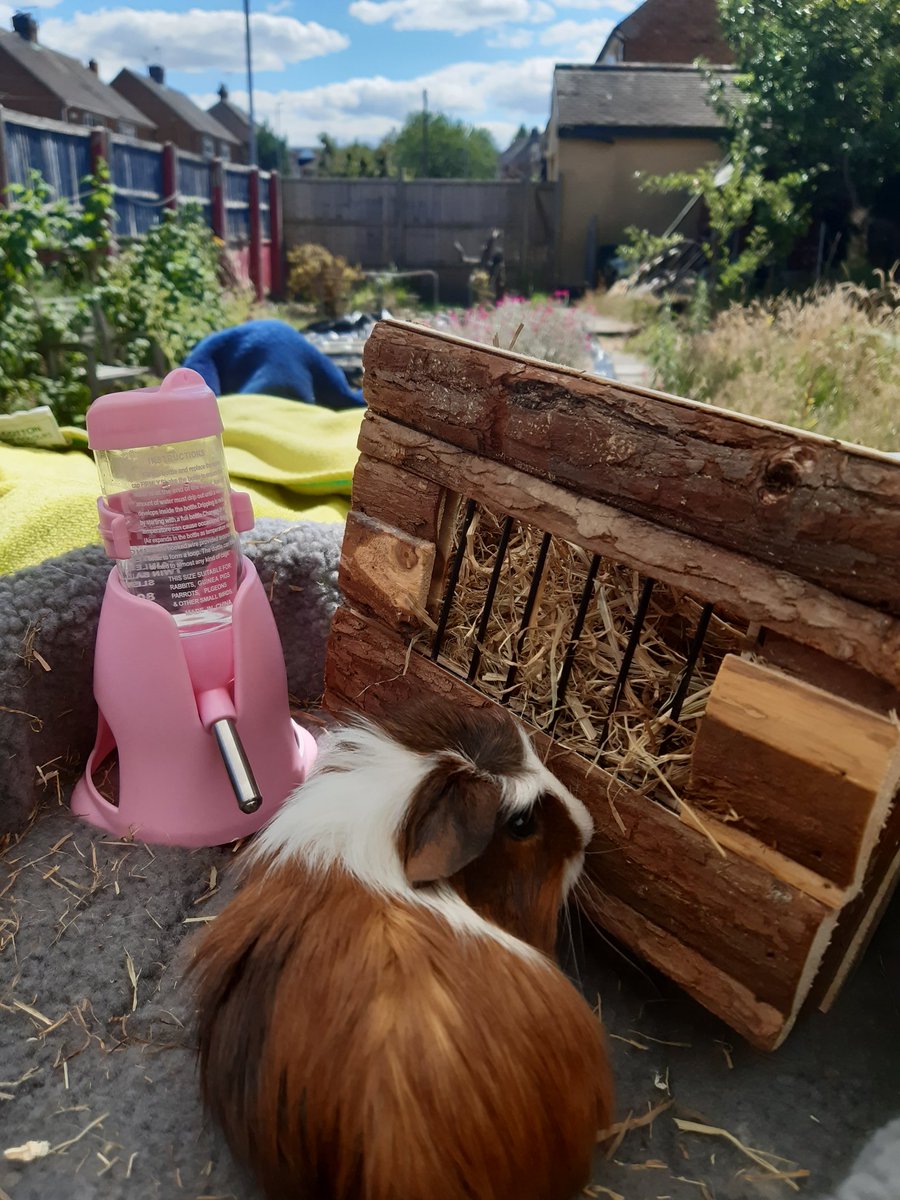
[188,695,614,1200]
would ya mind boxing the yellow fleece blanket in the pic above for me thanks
[0,395,363,576]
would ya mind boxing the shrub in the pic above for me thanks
[637,277,900,451]
[102,206,229,369]
[287,243,362,316]
[440,296,594,372]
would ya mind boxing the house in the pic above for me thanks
[111,66,240,161]
[497,127,544,181]
[598,0,734,66]
[0,13,154,138]
[545,63,733,288]
[206,83,251,157]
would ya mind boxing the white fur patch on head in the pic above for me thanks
[251,711,593,957]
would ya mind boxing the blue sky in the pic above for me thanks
[3,0,635,148]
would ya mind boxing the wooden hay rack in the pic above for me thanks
[323,318,900,1051]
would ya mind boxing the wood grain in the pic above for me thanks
[357,412,900,689]
[324,606,836,1047]
[363,320,900,615]
[351,453,445,542]
[337,512,434,632]
[688,656,900,890]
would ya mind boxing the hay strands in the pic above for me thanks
[673,1118,807,1191]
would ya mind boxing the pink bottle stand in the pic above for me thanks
[72,557,316,848]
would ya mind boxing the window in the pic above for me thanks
[118,120,137,138]
[81,112,103,126]
[201,134,215,159]
[219,143,231,162]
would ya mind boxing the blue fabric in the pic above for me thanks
[183,320,366,409]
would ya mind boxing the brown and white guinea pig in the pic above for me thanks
[188,695,614,1200]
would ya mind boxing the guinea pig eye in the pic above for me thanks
[505,806,538,841]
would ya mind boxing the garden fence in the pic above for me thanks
[0,106,282,300]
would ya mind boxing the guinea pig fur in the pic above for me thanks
[188,697,614,1200]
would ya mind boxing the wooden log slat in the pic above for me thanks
[357,412,900,690]
[577,884,812,1051]
[809,788,900,1013]
[338,512,434,632]
[324,606,835,1046]
[689,656,900,890]
[351,454,445,542]
[756,631,900,717]
[363,320,900,616]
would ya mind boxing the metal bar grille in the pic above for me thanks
[427,500,736,788]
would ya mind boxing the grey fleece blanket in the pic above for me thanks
[0,523,898,1200]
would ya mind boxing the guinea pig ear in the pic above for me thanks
[400,762,500,885]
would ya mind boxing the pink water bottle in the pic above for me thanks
[72,368,315,847]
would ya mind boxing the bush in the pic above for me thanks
[102,206,229,369]
[637,277,900,451]
[0,167,112,425]
[286,243,362,316]
[440,296,594,372]
[0,170,235,426]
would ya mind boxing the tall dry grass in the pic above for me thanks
[641,275,900,453]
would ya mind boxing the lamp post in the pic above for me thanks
[243,0,257,166]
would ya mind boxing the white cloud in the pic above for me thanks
[487,26,534,48]
[349,0,554,34]
[557,0,632,9]
[38,8,348,77]
[539,17,614,59]
[193,55,557,147]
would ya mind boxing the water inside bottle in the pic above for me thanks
[98,438,240,635]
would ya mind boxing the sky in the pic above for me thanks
[1,0,636,149]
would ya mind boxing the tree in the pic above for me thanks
[315,133,393,178]
[387,112,498,180]
[716,0,900,218]
[256,119,289,174]
[620,134,808,304]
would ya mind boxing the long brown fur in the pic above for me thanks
[191,859,613,1200]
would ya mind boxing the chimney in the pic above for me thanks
[12,12,39,42]
[88,58,99,74]
[148,64,165,85]
[218,83,228,101]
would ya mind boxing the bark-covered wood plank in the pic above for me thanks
[324,606,835,1042]
[808,787,900,1013]
[363,319,900,616]
[689,655,900,890]
[756,631,900,717]
[577,884,811,1050]
[351,453,445,542]
[358,411,900,689]
[338,512,434,632]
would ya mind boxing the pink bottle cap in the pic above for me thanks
[87,368,224,451]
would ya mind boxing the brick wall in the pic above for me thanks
[619,0,734,64]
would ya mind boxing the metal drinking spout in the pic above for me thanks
[212,718,263,813]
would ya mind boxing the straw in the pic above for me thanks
[434,502,748,812]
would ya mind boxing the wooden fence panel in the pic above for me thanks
[283,177,558,298]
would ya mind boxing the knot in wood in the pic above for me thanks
[758,447,816,506]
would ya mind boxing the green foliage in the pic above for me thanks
[621,136,808,305]
[286,243,363,316]
[0,170,230,426]
[636,276,900,451]
[316,133,392,179]
[387,111,498,180]
[616,228,685,272]
[102,206,227,369]
[256,119,289,174]
[716,0,900,211]
[0,167,114,425]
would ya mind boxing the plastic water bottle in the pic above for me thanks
[88,368,242,637]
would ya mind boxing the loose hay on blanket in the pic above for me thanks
[433,502,748,813]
